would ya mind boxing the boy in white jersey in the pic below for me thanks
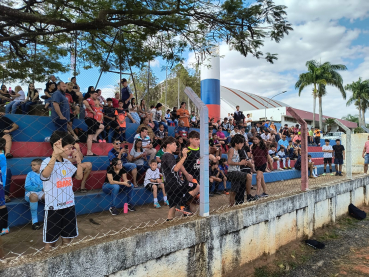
[40,131,83,251]
[322,139,334,176]
[144,159,169,208]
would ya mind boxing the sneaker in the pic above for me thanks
[339,173,343,176]
[288,167,292,169]
[127,204,136,212]
[322,173,326,176]
[32,222,41,230]
[260,193,269,198]
[330,173,335,176]
[175,206,193,216]
[335,172,339,176]
[154,202,161,208]
[247,195,257,202]
[102,140,107,143]
[1,227,9,236]
[253,195,260,200]
[223,190,229,195]
[283,167,287,169]
[209,193,215,197]
[109,207,119,215]
[98,139,103,143]
[277,168,284,171]
[215,191,222,195]
[164,200,170,206]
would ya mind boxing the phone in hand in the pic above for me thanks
[124,145,129,150]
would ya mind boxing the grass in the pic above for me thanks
[254,266,282,277]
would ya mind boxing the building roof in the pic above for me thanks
[220,86,357,129]
[286,108,357,129]
[220,86,289,111]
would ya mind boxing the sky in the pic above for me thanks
[15,0,369,121]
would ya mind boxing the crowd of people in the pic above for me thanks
[0,78,347,258]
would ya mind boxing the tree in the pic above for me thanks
[345,77,369,128]
[324,118,336,133]
[0,0,293,83]
[295,60,347,129]
[342,114,359,124]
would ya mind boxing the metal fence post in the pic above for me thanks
[286,107,309,191]
[184,87,209,216]
[334,119,352,180]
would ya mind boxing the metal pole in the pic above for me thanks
[184,87,209,216]
[334,119,352,179]
[74,30,77,77]
[32,39,37,83]
[178,77,180,108]
[287,107,309,191]
[165,66,167,107]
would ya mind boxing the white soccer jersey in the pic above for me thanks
[322,145,333,158]
[144,168,161,187]
[40,157,77,210]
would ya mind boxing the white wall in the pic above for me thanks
[246,107,287,122]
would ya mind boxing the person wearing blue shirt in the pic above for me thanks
[278,135,289,150]
[51,82,70,132]
[108,138,138,187]
[0,138,9,240]
[120,78,133,110]
[24,158,44,230]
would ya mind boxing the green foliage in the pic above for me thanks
[324,118,336,126]
[345,77,369,127]
[342,114,359,124]
[0,0,293,82]
[354,127,365,133]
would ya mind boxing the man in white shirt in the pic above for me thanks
[5,85,25,114]
[134,127,157,161]
[322,139,334,176]
[245,114,252,133]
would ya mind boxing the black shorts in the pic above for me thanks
[166,182,198,208]
[104,119,119,129]
[43,206,78,243]
[324,158,332,164]
[0,207,8,230]
[228,171,247,192]
[0,132,12,139]
[255,163,267,172]
[145,183,162,191]
[85,117,100,135]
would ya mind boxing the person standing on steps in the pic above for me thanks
[362,135,369,174]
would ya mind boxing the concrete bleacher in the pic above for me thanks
[4,114,334,227]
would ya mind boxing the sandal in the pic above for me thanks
[80,188,87,193]
[5,153,13,159]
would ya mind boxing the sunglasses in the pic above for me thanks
[114,142,121,145]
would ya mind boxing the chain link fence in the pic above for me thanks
[0,76,364,263]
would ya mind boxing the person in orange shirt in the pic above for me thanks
[177,102,190,128]
[115,100,135,142]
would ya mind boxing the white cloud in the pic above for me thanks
[191,0,369,121]
[150,59,160,68]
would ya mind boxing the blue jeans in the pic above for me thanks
[136,162,150,175]
[5,101,22,114]
[21,101,37,114]
[53,118,68,132]
[102,182,134,208]
[3,168,12,196]
[123,162,137,172]
[153,121,168,132]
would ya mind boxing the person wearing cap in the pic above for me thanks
[45,75,57,92]
[120,78,133,110]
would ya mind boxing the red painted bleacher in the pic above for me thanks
[10,142,135,157]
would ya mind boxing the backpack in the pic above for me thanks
[294,155,301,170]
[74,128,88,143]
[348,204,366,220]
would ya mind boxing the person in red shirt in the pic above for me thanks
[112,92,120,108]
[64,92,80,142]
[177,102,190,128]
[83,91,104,156]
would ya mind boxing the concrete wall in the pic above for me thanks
[1,176,369,277]
[342,133,367,173]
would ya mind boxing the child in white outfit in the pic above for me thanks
[277,147,291,169]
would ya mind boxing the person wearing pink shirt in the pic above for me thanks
[216,127,228,151]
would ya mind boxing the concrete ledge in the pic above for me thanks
[1,176,369,277]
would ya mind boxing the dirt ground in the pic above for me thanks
[237,206,369,277]
[0,173,361,266]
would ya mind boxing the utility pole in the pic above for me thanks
[177,77,180,108]
[147,60,150,101]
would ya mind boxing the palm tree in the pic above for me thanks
[342,114,359,124]
[295,60,347,129]
[345,77,369,127]
[324,118,336,133]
